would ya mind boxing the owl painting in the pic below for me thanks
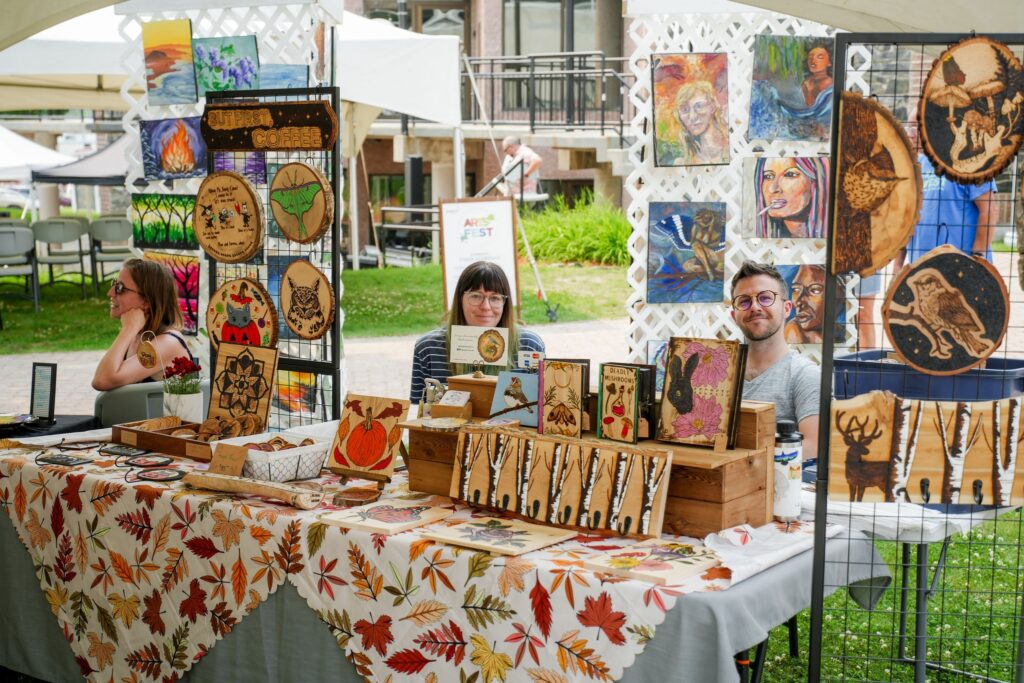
[280,260,335,340]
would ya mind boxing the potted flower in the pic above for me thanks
[163,356,204,423]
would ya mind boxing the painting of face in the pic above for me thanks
[652,53,731,166]
[677,88,716,138]
[807,47,831,75]
[773,264,848,345]
[762,158,813,220]
[743,157,830,239]
[748,35,834,141]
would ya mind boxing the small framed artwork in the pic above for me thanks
[421,517,576,556]
[538,359,589,438]
[328,394,410,481]
[488,371,539,427]
[321,501,453,535]
[597,363,655,444]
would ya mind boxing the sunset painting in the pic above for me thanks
[141,19,198,106]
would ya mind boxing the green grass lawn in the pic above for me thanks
[0,277,120,353]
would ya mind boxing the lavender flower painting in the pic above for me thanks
[193,36,260,96]
[213,151,267,185]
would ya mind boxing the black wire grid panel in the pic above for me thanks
[205,87,342,431]
[802,34,1024,683]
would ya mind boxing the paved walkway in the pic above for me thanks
[0,318,630,416]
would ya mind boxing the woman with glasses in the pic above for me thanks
[409,261,545,405]
[92,258,193,390]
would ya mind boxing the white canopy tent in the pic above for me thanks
[0,124,75,181]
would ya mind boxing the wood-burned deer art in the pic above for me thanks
[835,411,889,502]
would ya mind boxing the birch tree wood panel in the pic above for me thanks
[882,245,1009,376]
[829,390,1024,505]
[450,426,673,537]
[539,359,589,438]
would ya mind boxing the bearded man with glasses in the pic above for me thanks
[730,261,821,462]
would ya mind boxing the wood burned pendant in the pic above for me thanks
[137,331,159,369]
[280,260,334,340]
[882,245,1008,376]
[206,278,278,350]
[269,162,333,244]
[194,171,263,263]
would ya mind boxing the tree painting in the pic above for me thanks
[143,251,200,335]
[131,193,198,250]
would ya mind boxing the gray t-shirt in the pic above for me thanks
[743,350,821,423]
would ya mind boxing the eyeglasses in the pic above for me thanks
[113,281,139,296]
[464,292,507,308]
[731,290,780,311]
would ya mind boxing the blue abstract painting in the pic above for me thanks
[260,64,309,90]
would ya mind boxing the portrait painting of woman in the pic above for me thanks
[745,156,830,239]
[652,53,731,166]
[747,35,835,141]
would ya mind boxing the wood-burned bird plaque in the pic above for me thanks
[919,36,1024,185]
[280,259,334,340]
[488,371,539,428]
[193,171,263,263]
[833,92,922,276]
[269,162,333,243]
[206,278,277,350]
[329,393,410,481]
[882,245,1008,376]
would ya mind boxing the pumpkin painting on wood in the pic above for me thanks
[328,393,410,480]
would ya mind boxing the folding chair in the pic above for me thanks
[88,215,133,295]
[31,217,89,300]
[0,224,41,312]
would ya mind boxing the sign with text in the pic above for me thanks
[439,197,520,309]
[449,325,509,366]
[200,100,338,151]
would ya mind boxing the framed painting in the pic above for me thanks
[647,201,726,304]
[139,117,207,181]
[213,151,267,185]
[421,517,576,556]
[321,501,453,535]
[328,393,410,481]
[130,193,198,251]
[775,264,847,346]
[538,359,589,438]
[657,338,747,449]
[210,343,279,427]
[583,539,720,585]
[742,157,830,239]
[652,53,731,166]
[272,371,319,416]
[488,371,539,427]
[142,251,199,335]
[141,19,197,106]
[747,35,834,142]
[260,63,309,90]
[193,36,260,96]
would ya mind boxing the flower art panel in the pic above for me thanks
[583,539,720,585]
[647,201,726,304]
[748,35,834,142]
[139,117,207,181]
[657,338,747,448]
[422,516,577,556]
[142,251,199,335]
[652,53,731,166]
[131,193,198,251]
[193,36,260,96]
[742,157,830,239]
[141,19,198,105]
[329,394,410,481]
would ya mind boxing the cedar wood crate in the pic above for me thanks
[402,395,776,538]
[111,421,214,462]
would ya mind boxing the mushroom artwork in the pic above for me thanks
[930,83,971,122]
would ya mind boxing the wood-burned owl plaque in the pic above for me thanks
[280,259,334,340]
[206,278,277,350]
[329,393,411,481]
[193,171,263,263]
[269,162,333,244]
[833,92,922,276]
[882,245,1008,376]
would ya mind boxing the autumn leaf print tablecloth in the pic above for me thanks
[0,447,825,682]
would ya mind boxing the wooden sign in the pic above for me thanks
[451,426,673,537]
[200,99,338,151]
[280,260,334,340]
[597,364,655,444]
[582,539,720,585]
[830,391,1024,506]
[194,171,263,263]
[206,278,277,349]
[539,359,589,438]
[320,501,453,535]
[833,91,922,276]
[882,245,1008,376]
[421,516,576,556]
[269,162,334,243]
[488,371,539,428]
[210,343,278,428]
[328,393,410,481]
[919,36,1024,184]
[657,338,747,448]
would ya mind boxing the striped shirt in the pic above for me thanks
[409,327,546,403]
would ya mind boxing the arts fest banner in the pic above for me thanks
[438,197,521,308]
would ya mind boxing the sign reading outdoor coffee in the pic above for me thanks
[200,100,338,151]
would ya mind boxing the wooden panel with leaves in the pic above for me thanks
[829,390,1024,505]
[328,394,410,481]
[421,516,577,556]
[450,425,673,537]
[538,359,589,438]
[582,539,720,585]
[320,501,453,535]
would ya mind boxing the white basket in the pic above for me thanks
[216,431,330,482]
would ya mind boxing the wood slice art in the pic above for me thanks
[882,245,1008,376]
[320,501,453,535]
[830,391,1024,506]
[918,36,1024,185]
[193,171,263,263]
[328,393,411,481]
[280,259,334,340]
[539,359,589,438]
[210,342,278,427]
[269,162,333,243]
[206,278,277,350]
[421,516,576,556]
[833,92,922,276]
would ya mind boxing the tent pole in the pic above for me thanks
[454,126,465,198]
[348,155,360,271]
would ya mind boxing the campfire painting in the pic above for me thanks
[139,117,207,181]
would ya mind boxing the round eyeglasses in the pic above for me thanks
[464,292,507,308]
[731,290,780,311]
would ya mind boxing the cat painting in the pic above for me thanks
[220,281,261,345]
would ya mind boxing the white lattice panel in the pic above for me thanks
[624,12,857,364]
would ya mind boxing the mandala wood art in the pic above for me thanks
[268,162,333,243]
[206,278,277,350]
[280,259,334,340]
[829,390,1024,506]
[582,539,720,585]
[597,364,655,444]
[328,393,410,481]
[210,343,278,427]
[657,338,747,448]
[320,501,453,535]
[451,425,673,537]
[882,245,1008,376]
[538,359,589,438]
[919,36,1024,185]
[193,171,263,263]
[421,516,577,556]
[833,92,922,276]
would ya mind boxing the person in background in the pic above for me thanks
[92,258,192,390]
[501,136,543,196]
[730,261,821,462]
[409,261,545,405]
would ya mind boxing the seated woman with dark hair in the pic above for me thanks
[92,258,194,391]
[409,261,545,404]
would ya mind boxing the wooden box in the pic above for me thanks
[446,374,498,418]
[111,421,214,462]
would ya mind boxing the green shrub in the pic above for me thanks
[519,192,631,266]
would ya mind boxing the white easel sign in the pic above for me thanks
[439,197,520,308]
